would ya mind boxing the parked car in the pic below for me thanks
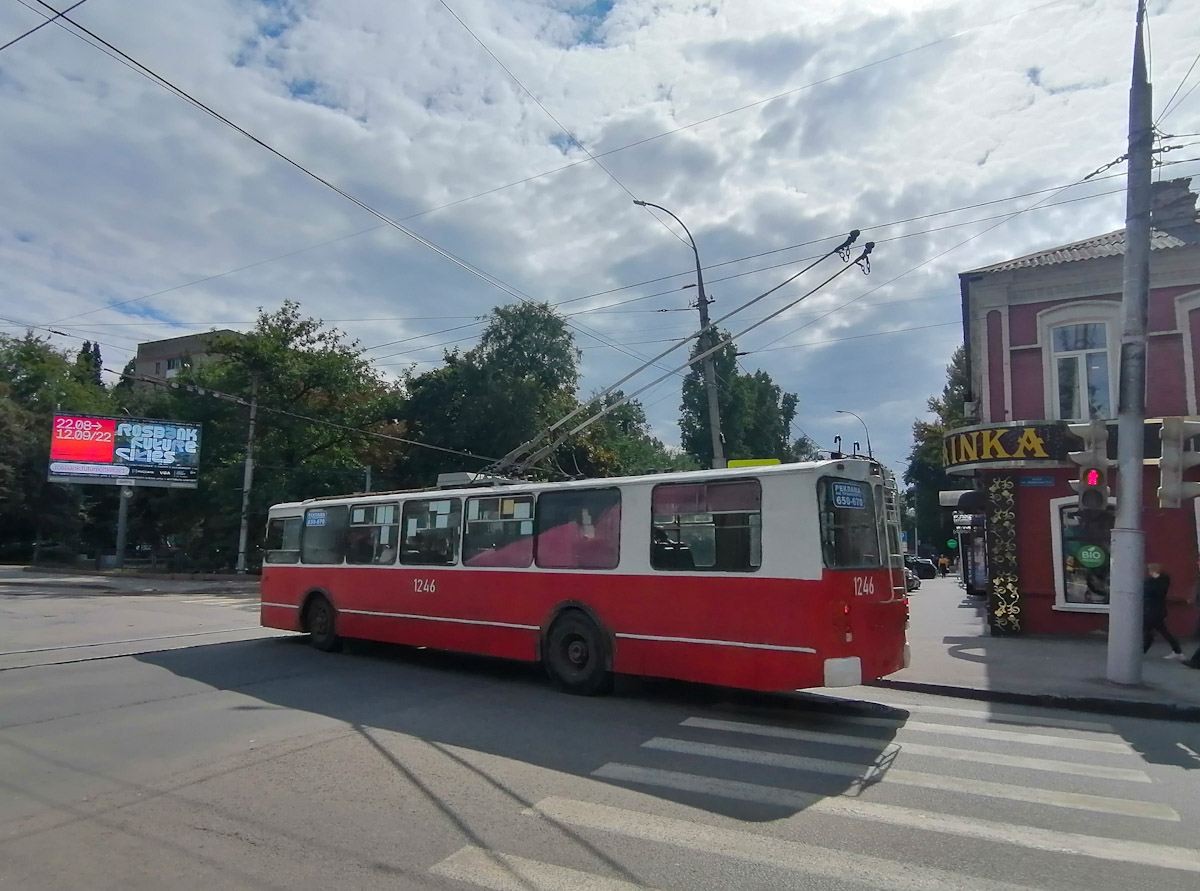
[904,568,921,592]
[905,555,938,579]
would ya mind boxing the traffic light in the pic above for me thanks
[1157,417,1200,508]
[1067,420,1112,513]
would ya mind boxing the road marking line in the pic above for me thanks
[822,714,1131,754]
[681,717,1150,783]
[591,765,1200,873]
[430,845,654,891]
[643,737,1178,821]
[831,696,1115,733]
[529,797,1043,891]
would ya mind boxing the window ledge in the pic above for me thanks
[1052,602,1110,613]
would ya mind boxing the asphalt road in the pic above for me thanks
[2,575,1199,891]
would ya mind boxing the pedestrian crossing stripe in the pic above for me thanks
[642,737,1178,821]
[523,798,1044,891]
[681,717,1151,782]
[834,695,1116,733]
[811,712,1132,754]
[590,765,1200,873]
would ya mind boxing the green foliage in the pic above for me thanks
[118,302,406,568]
[576,393,699,477]
[679,330,811,466]
[0,300,766,570]
[904,344,970,553]
[0,333,114,562]
[398,303,580,483]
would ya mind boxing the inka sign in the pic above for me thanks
[942,422,1074,474]
[48,414,202,489]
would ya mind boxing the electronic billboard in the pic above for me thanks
[47,415,202,489]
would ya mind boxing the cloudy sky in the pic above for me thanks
[2,0,1199,474]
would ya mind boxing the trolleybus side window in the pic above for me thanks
[347,503,401,565]
[535,488,621,570]
[301,505,349,564]
[817,478,882,569]
[463,495,535,567]
[650,480,761,572]
[264,516,301,564]
[401,498,461,565]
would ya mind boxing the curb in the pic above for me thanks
[869,678,1200,722]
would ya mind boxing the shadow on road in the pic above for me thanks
[136,635,902,823]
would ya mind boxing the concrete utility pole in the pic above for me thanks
[1108,0,1152,686]
[235,376,259,575]
[114,486,132,568]
[633,200,726,468]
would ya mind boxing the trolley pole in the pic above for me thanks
[235,376,258,575]
[1108,0,1152,686]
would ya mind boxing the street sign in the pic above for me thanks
[947,538,958,549]
[1020,475,1055,487]
[1077,544,1107,569]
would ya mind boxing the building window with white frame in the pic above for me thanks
[1051,323,1111,420]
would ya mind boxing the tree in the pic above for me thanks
[0,333,115,562]
[575,392,699,476]
[789,434,823,461]
[115,302,406,569]
[398,302,584,483]
[904,344,970,554]
[679,330,809,466]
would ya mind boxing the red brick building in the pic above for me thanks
[947,183,1200,635]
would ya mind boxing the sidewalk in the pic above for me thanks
[0,566,259,596]
[873,576,1200,720]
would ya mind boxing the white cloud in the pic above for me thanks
[2,0,1199,464]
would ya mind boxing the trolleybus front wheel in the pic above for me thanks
[544,611,613,696]
[304,593,342,653]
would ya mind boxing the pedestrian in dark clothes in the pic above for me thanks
[1183,557,1200,669]
[1143,563,1184,659]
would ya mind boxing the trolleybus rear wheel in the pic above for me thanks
[545,611,612,696]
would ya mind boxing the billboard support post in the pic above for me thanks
[115,486,132,569]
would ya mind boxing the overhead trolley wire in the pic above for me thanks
[0,0,88,53]
[436,0,689,249]
[492,231,861,470]
[96,366,498,463]
[28,0,1074,328]
[503,242,875,475]
[18,2,683,380]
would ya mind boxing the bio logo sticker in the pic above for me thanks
[1077,544,1107,569]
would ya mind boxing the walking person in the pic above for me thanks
[938,555,949,578]
[1183,557,1200,669]
[1143,562,1185,659]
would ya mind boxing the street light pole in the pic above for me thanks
[837,409,873,459]
[634,200,725,469]
[1108,0,1153,685]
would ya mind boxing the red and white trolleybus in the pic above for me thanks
[260,459,910,695]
